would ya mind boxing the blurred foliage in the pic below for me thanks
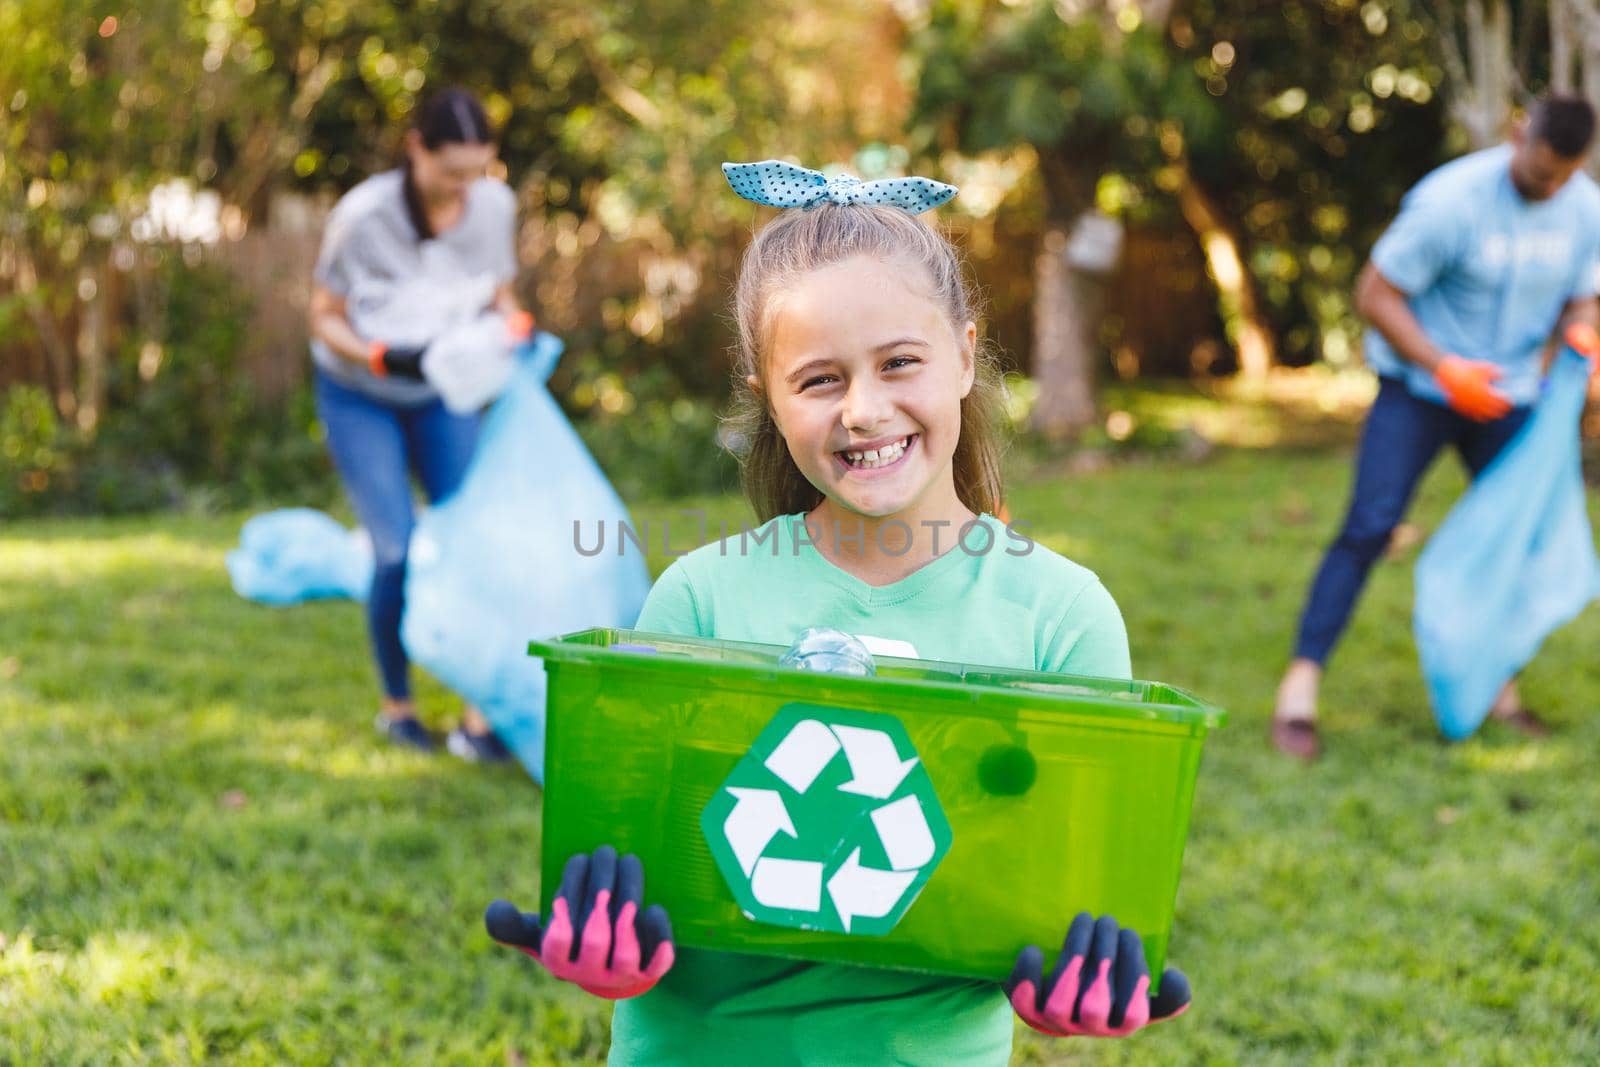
[2,259,336,516]
[2,0,896,512]
[909,0,1452,372]
[911,1,1224,215]
[0,0,1554,512]
[1175,0,1451,366]
[555,352,741,501]
[95,258,334,506]
[0,386,66,516]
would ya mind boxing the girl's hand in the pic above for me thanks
[485,845,675,1000]
[1004,912,1190,1038]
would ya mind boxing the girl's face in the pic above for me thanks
[759,255,976,521]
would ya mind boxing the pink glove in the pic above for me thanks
[1435,356,1512,422]
[485,845,675,1000]
[1005,912,1190,1038]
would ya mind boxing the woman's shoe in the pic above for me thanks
[375,711,436,752]
[446,726,514,764]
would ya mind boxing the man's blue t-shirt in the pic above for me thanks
[1365,144,1600,406]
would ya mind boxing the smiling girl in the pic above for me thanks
[485,161,1191,1064]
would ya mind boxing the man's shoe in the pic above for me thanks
[446,726,514,764]
[1270,715,1322,762]
[1491,706,1552,739]
[375,711,436,752]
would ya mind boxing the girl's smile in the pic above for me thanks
[836,433,918,474]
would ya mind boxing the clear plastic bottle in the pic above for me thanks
[778,626,877,677]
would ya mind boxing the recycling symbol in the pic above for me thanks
[700,704,952,936]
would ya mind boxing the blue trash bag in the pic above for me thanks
[226,507,373,605]
[1415,344,1600,740]
[401,331,652,780]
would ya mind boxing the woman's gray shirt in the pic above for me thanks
[311,170,518,405]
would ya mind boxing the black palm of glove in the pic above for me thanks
[376,342,427,380]
[1004,912,1191,1037]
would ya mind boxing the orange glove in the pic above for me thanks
[506,310,536,343]
[1566,322,1600,364]
[1434,356,1512,421]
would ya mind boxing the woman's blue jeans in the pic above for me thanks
[315,370,480,699]
[1294,376,1531,665]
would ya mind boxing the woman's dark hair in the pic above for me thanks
[403,87,493,240]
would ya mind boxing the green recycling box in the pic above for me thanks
[531,628,1224,983]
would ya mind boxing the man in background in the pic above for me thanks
[1271,94,1600,761]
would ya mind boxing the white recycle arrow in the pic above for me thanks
[724,787,797,877]
[764,718,841,794]
[831,724,919,799]
[752,856,824,912]
[826,848,919,932]
[870,794,935,871]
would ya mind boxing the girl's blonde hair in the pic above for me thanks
[724,203,1006,523]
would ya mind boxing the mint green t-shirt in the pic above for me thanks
[608,512,1131,1067]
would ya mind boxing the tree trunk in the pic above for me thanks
[1540,1,1600,176]
[1023,1,1178,441]
[1176,168,1276,381]
[1574,1,1600,177]
[1028,138,1120,442]
[1029,219,1106,440]
[1554,0,1577,91]
[74,257,113,433]
[15,246,78,421]
[1437,0,1514,150]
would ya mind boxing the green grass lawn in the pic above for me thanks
[4,446,1600,1064]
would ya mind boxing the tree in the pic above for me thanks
[1437,0,1600,168]
[1174,0,1448,369]
[1,0,891,425]
[911,0,1217,439]
[0,0,368,427]
[1,1,206,430]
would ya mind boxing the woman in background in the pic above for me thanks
[307,87,531,761]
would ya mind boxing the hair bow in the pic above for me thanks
[722,160,957,214]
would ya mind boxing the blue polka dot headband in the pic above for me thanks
[722,160,957,215]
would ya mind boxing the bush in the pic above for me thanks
[0,385,187,518]
[101,258,334,505]
[575,396,741,503]
[2,257,337,517]
[559,355,741,502]
[9,254,756,516]
[0,386,68,517]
